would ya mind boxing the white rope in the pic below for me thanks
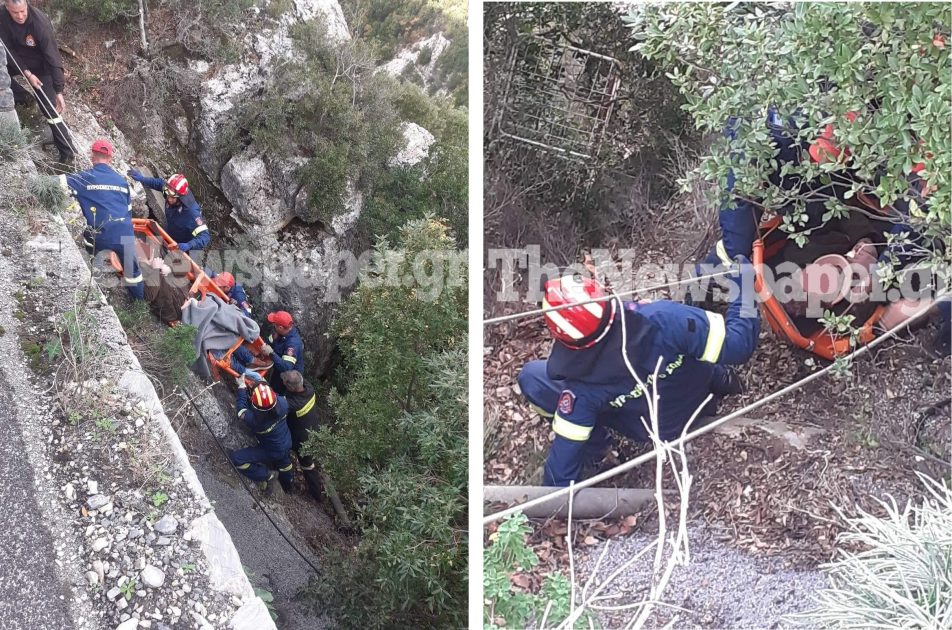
[0,36,87,165]
[483,269,733,326]
[482,290,948,525]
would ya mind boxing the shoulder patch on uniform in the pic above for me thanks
[557,390,575,415]
[195,216,204,225]
[286,346,296,356]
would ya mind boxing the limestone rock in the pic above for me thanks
[141,564,166,588]
[186,514,254,600]
[153,515,178,536]
[378,32,452,89]
[228,597,275,630]
[390,122,436,168]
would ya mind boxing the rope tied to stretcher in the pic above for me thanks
[0,36,85,164]
[483,289,948,525]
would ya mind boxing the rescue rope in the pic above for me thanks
[180,380,323,575]
[120,298,323,573]
[483,269,733,326]
[0,37,87,165]
[482,290,948,525]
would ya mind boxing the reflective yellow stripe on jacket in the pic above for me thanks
[701,311,726,363]
[552,414,592,441]
[715,239,732,266]
[529,403,553,419]
[296,394,316,418]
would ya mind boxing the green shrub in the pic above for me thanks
[484,513,574,628]
[362,85,468,243]
[222,22,404,224]
[116,300,152,330]
[416,44,432,66]
[54,0,139,23]
[219,18,467,235]
[157,324,197,386]
[29,174,68,213]
[341,0,467,103]
[628,2,951,266]
[0,118,30,160]
[305,217,466,628]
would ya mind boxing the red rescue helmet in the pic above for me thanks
[165,173,189,197]
[543,275,617,349]
[214,272,236,291]
[250,383,277,411]
[808,111,858,164]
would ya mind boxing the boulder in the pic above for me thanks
[391,122,436,168]
[377,32,452,90]
[220,150,308,233]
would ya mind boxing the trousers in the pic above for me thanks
[10,73,74,159]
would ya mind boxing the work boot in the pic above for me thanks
[279,473,295,494]
[248,357,273,371]
[302,468,323,502]
[710,366,744,397]
[256,471,277,495]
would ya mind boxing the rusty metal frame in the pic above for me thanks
[497,34,623,161]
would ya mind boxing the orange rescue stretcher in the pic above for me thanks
[752,216,886,361]
[102,218,269,381]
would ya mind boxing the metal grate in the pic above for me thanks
[497,35,622,161]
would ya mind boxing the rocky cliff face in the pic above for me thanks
[100,0,454,376]
[194,0,351,180]
[153,0,448,376]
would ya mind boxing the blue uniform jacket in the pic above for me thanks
[266,327,304,395]
[138,176,210,251]
[227,283,253,317]
[236,388,292,452]
[205,269,253,317]
[63,164,135,249]
[520,289,759,486]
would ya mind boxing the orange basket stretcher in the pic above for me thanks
[752,216,885,361]
[103,218,269,382]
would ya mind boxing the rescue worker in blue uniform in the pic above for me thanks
[700,108,809,270]
[700,108,949,353]
[126,170,210,253]
[518,263,759,487]
[280,370,323,500]
[230,381,294,493]
[60,139,143,300]
[259,310,304,396]
[207,270,253,317]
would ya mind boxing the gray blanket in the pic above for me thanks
[181,294,260,379]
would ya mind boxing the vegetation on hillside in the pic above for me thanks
[341,0,468,104]
[628,2,951,268]
[305,217,467,628]
[222,20,468,244]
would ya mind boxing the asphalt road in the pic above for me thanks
[0,369,75,629]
